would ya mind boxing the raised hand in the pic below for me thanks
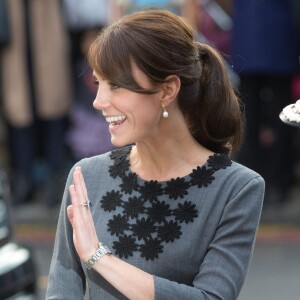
[67,166,99,262]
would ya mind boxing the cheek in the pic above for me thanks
[134,102,161,127]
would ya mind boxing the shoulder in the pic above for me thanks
[211,155,265,199]
[223,159,265,202]
[229,160,264,185]
[75,151,111,171]
[208,152,263,183]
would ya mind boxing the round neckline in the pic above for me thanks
[125,145,215,186]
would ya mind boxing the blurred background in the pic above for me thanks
[0,0,299,299]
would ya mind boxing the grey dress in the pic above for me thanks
[46,146,265,299]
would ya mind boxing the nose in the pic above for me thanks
[93,88,110,110]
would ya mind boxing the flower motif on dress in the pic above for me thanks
[146,201,172,223]
[165,177,190,200]
[139,180,163,202]
[190,166,215,188]
[107,214,130,236]
[120,173,138,195]
[112,234,138,258]
[208,153,232,171]
[157,220,182,243]
[173,201,198,224]
[100,190,122,212]
[108,164,121,179]
[110,146,130,162]
[104,146,234,261]
[109,158,130,178]
[140,238,163,261]
[123,196,145,219]
[131,218,156,241]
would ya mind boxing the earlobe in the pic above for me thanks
[162,75,181,105]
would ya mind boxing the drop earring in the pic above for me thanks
[162,104,169,118]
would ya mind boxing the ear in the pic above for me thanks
[161,75,181,106]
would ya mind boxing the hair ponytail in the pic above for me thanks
[179,42,244,155]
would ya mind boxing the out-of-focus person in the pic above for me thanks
[184,0,233,57]
[0,0,72,207]
[230,0,300,204]
[111,0,187,19]
[62,0,116,162]
[181,0,240,88]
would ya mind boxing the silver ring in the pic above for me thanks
[80,200,91,208]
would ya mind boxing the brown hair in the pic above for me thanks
[88,9,243,155]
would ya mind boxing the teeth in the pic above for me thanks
[105,115,126,123]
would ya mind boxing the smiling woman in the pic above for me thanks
[46,9,265,300]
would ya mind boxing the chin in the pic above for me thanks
[111,137,132,148]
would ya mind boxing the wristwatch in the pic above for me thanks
[85,242,112,270]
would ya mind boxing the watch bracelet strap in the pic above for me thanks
[85,242,112,270]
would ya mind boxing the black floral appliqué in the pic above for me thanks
[110,146,131,163]
[107,214,130,236]
[100,190,122,212]
[123,196,145,219]
[103,146,232,261]
[157,220,182,243]
[165,177,190,200]
[113,234,138,258]
[140,238,163,261]
[146,201,172,223]
[190,166,215,188]
[139,180,163,202]
[131,218,156,241]
[208,153,232,171]
[120,173,138,195]
[109,158,130,178]
[173,201,198,224]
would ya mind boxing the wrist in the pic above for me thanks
[85,242,112,270]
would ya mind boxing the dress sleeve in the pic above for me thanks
[154,175,265,300]
[46,165,86,299]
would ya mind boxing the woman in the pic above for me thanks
[46,10,264,299]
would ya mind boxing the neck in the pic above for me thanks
[130,124,213,181]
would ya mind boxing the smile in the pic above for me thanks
[105,115,127,126]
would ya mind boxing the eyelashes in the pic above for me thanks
[109,82,120,90]
[92,77,120,90]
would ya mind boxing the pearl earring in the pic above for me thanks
[162,105,169,118]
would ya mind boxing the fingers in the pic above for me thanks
[68,167,100,260]
[70,167,98,239]
[69,184,85,229]
[67,205,74,226]
[73,166,89,205]
[72,167,93,231]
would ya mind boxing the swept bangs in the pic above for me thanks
[88,21,161,94]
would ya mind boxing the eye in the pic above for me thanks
[109,82,120,90]
[93,80,99,86]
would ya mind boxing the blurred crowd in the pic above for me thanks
[0,0,299,208]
